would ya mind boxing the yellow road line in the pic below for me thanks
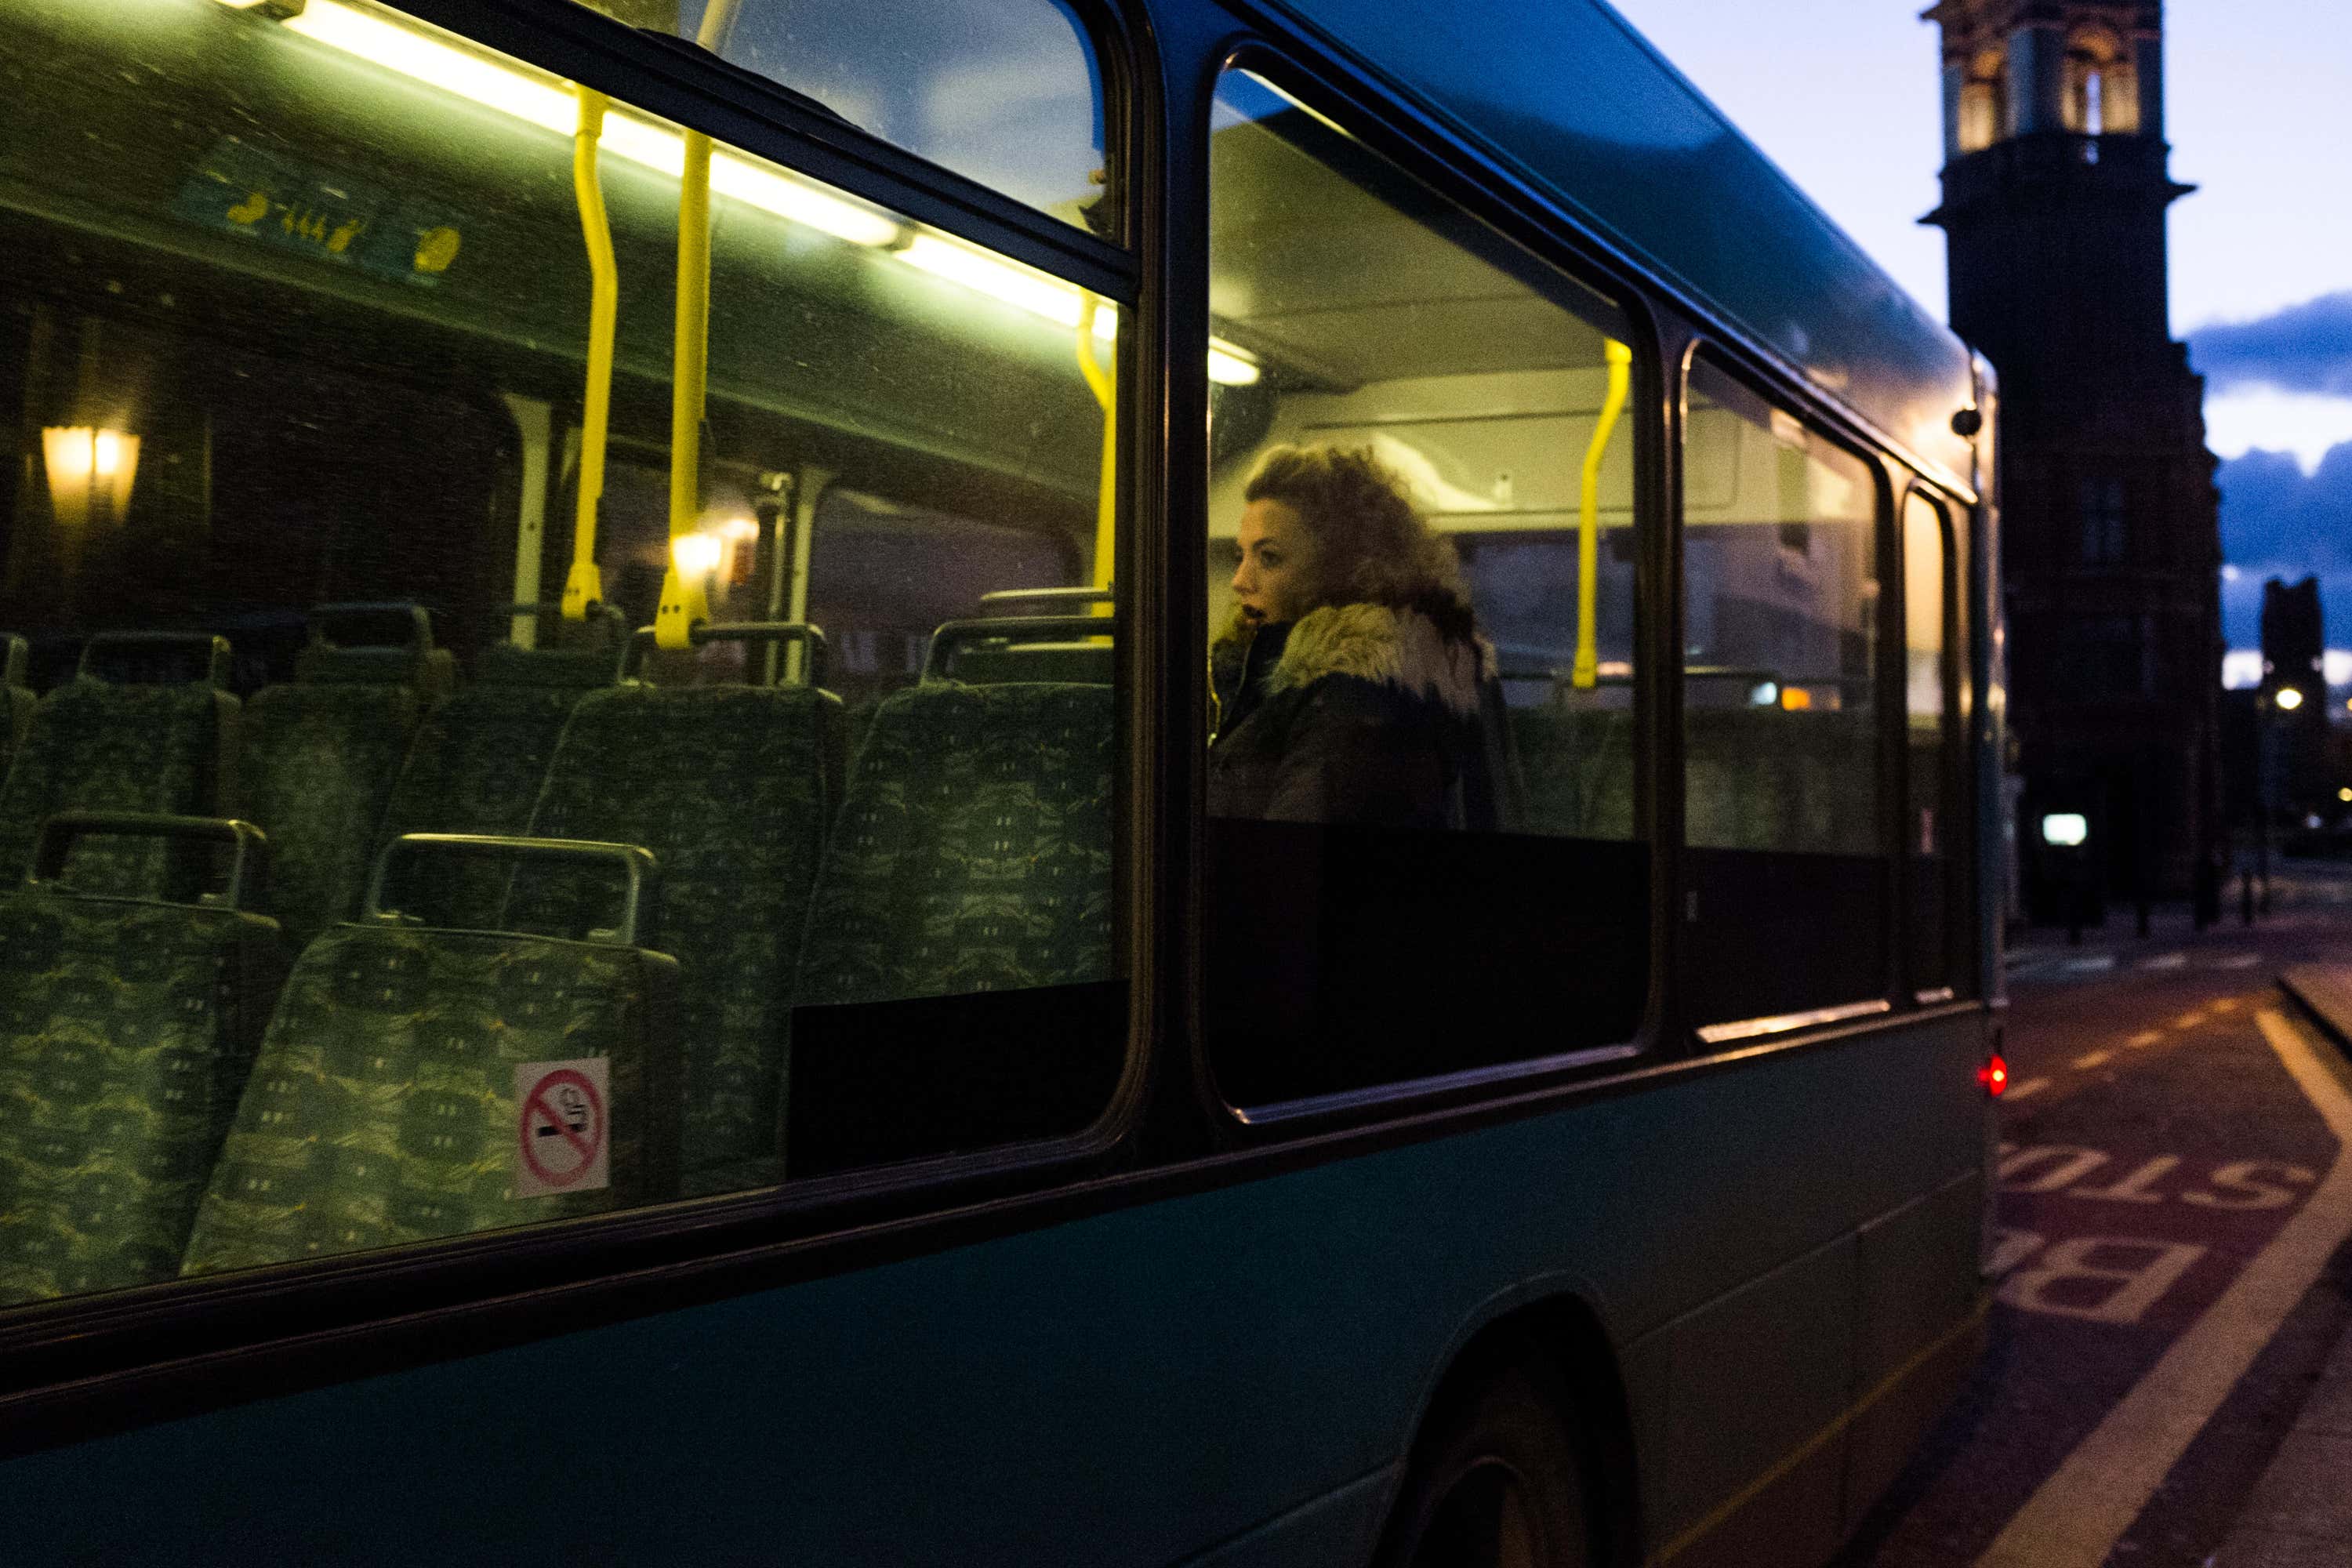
[1973,1008,2352,1568]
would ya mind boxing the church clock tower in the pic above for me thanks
[1924,0,2223,918]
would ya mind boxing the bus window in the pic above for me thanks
[1682,355,1886,1035]
[568,0,1113,235]
[1905,490,1957,1000]
[1203,66,1648,1109]
[0,0,1124,1308]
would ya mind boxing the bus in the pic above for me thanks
[0,0,2002,1562]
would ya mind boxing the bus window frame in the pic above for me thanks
[1902,480,1971,1006]
[1192,43,1675,1140]
[1673,338,1905,1053]
[0,0,1167,1434]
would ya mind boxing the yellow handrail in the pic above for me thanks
[562,85,616,621]
[1573,339,1632,690]
[1075,297,1116,612]
[653,0,742,650]
[655,126,716,650]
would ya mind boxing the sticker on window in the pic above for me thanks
[514,1058,610,1197]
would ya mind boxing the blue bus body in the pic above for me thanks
[0,1,1998,1563]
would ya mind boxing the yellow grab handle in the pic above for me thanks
[655,127,716,651]
[564,85,618,620]
[1573,339,1632,690]
[1076,298,1116,608]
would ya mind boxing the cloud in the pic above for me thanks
[2218,439,2352,647]
[2189,291,2352,398]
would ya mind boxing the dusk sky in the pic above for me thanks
[1609,0,2352,656]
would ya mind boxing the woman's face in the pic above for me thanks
[1232,498,1319,626]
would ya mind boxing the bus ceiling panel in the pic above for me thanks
[1236,0,1980,496]
[0,0,1109,510]
[1208,107,1621,390]
[372,0,1138,296]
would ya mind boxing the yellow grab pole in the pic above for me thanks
[1573,339,1633,690]
[563,85,617,621]
[655,126,715,650]
[1075,297,1116,613]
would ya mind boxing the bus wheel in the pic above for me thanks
[1375,1366,1595,1568]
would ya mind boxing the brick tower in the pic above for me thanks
[1923,0,2223,919]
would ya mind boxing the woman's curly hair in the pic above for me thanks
[1244,444,1467,615]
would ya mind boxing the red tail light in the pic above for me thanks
[1979,1054,2008,1098]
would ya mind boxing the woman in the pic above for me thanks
[1209,444,1518,830]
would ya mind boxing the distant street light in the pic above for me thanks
[2275,686,2306,710]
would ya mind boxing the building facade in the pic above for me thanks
[1925,0,2223,918]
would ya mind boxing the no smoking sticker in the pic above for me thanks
[514,1058,610,1198]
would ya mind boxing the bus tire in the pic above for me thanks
[1373,1364,1597,1568]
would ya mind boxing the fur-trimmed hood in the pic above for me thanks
[1217,594,1497,720]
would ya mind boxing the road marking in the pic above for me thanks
[2139,952,2187,971]
[2005,1076,2050,1102]
[2212,998,2241,1013]
[1973,1008,2352,1568]
[2072,1049,2114,1070]
[2173,1010,2208,1029]
[2064,955,2118,974]
[2216,954,2259,970]
[2128,1030,2163,1047]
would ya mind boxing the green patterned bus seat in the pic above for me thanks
[376,644,615,930]
[1513,706,1635,840]
[1685,707,1877,855]
[513,684,836,1193]
[0,679,237,898]
[180,920,678,1276]
[239,641,449,946]
[796,682,1113,1007]
[0,885,286,1304]
[0,635,34,787]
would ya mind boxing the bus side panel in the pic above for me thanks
[0,1018,1988,1567]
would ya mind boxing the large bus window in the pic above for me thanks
[568,0,1112,235]
[0,0,1123,1309]
[1682,355,1885,1036]
[1906,490,1956,1000]
[1203,66,1648,1108]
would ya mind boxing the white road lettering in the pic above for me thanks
[2181,1160,2319,1210]
[2071,1156,2181,1203]
[1975,1010,2352,1568]
[1997,1236,2207,1324]
[2001,1145,2110,1192]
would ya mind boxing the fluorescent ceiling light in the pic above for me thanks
[1207,345,1261,386]
[897,238,1261,384]
[281,3,1255,384]
[281,1,897,247]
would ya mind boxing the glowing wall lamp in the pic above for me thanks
[42,426,140,528]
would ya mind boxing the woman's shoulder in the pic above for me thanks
[1272,598,1493,720]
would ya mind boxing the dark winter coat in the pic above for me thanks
[1208,593,1520,832]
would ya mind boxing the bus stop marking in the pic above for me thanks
[1974,1008,2352,1568]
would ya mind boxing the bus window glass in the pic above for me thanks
[0,0,1123,1310]
[1906,490,1955,997]
[568,0,1113,235]
[1682,355,1885,1033]
[1203,67,1648,1107]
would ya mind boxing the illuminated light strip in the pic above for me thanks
[280,2,1260,384]
[281,1,898,247]
[896,238,1261,384]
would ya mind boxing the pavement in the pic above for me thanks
[2213,960,2352,1568]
